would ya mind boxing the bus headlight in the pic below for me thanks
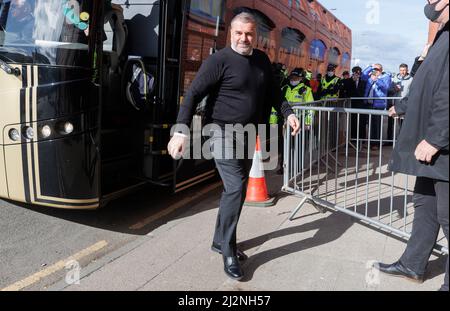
[41,125,52,138]
[63,122,74,134]
[8,128,21,141]
[23,126,34,140]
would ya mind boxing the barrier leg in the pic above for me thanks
[289,196,308,221]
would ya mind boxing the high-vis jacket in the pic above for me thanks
[320,76,341,99]
[281,83,315,125]
[283,83,314,104]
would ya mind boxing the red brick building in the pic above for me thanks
[182,0,352,94]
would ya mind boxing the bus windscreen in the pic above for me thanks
[0,0,93,66]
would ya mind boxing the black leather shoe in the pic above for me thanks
[223,256,243,280]
[211,243,248,261]
[375,261,424,283]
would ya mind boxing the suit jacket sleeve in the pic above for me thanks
[411,56,424,78]
[395,96,409,115]
[425,57,449,150]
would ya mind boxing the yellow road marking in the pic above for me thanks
[1,240,108,291]
[129,182,222,230]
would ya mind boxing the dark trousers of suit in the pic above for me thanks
[369,108,385,145]
[400,177,449,290]
[350,113,368,142]
[210,127,252,257]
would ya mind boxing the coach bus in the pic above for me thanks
[0,0,351,209]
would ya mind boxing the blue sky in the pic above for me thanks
[319,0,430,74]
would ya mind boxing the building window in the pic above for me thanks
[190,0,225,21]
[309,39,327,61]
[328,47,341,65]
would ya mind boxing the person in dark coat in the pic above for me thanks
[339,71,353,99]
[348,66,368,142]
[375,0,449,291]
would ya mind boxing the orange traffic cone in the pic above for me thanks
[244,136,275,207]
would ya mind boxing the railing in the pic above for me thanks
[282,98,448,254]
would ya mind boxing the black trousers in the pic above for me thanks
[350,114,368,142]
[210,127,252,257]
[370,108,385,145]
[400,177,449,290]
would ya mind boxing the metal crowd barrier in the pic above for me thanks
[282,98,448,254]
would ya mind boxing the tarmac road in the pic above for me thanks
[0,178,222,291]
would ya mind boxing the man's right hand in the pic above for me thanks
[388,106,398,118]
[168,134,187,159]
[419,44,432,61]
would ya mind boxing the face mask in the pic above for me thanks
[424,1,449,22]
[290,80,300,86]
[327,71,334,77]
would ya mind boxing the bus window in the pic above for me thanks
[0,0,93,66]
[121,0,159,58]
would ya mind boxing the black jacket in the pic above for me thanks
[389,22,449,181]
[346,78,367,108]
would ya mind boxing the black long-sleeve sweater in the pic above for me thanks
[176,47,293,127]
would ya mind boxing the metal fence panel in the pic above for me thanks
[282,98,448,255]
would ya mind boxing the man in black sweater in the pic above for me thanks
[168,13,300,281]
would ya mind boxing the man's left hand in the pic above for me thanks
[415,140,439,163]
[287,114,300,136]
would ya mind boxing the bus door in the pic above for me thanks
[172,0,228,192]
[101,0,186,194]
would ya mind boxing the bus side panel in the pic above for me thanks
[0,148,8,198]
[0,66,25,202]
[0,66,23,145]
[35,136,99,207]
[3,144,26,203]
[3,137,99,209]
[36,67,95,120]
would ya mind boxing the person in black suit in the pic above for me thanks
[349,66,368,143]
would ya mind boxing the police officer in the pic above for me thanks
[275,68,315,174]
[282,68,314,106]
[270,68,313,125]
[320,64,341,100]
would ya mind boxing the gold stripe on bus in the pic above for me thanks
[29,65,39,204]
[25,66,35,204]
[31,65,38,204]
[37,195,99,204]
[32,201,99,209]
[26,142,35,204]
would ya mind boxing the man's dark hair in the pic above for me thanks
[399,63,409,69]
[352,66,362,73]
